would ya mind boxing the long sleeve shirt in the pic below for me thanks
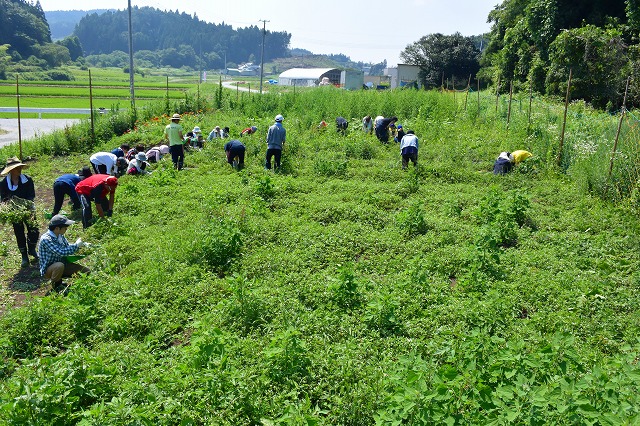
[0,174,35,202]
[266,122,286,150]
[38,230,80,276]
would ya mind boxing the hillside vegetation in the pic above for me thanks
[0,87,639,424]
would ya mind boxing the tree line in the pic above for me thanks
[74,7,291,70]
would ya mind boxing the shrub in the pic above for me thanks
[395,201,430,237]
[194,219,243,274]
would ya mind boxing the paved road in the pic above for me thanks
[0,118,81,148]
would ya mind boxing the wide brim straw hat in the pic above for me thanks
[171,113,181,121]
[1,157,28,176]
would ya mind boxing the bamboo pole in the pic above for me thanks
[608,76,631,179]
[89,69,95,147]
[464,74,471,111]
[495,75,501,114]
[506,81,513,128]
[556,69,573,167]
[477,79,481,119]
[528,78,533,132]
[16,75,22,160]
[452,75,456,103]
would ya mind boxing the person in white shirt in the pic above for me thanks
[89,152,128,176]
[399,130,419,169]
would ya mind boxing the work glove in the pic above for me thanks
[106,209,113,217]
[75,238,85,248]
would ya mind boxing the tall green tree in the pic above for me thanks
[56,35,83,61]
[0,0,51,59]
[401,32,481,89]
[547,26,628,109]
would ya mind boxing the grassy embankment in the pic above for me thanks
[0,86,639,424]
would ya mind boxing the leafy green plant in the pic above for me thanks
[364,293,403,337]
[328,264,363,310]
[264,328,310,382]
[193,219,243,274]
[395,201,430,237]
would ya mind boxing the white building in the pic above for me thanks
[278,68,341,87]
[384,64,422,89]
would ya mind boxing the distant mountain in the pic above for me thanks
[45,9,113,40]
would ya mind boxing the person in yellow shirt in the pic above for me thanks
[511,150,532,164]
[164,113,184,170]
[493,150,533,174]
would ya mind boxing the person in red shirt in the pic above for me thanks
[75,174,118,229]
[240,126,257,136]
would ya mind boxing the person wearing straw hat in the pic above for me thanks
[38,214,90,294]
[51,166,92,216]
[0,157,39,267]
[127,152,151,175]
[75,174,118,229]
[164,113,185,170]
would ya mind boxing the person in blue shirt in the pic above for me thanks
[265,114,286,170]
[399,130,419,169]
[111,143,130,159]
[224,140,246,170]
[38,214,90,293]
[51,166,92,215]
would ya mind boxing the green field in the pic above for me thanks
[0,87,638,424]
[0,66,207,113]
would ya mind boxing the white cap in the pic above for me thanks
[275,114,284,122]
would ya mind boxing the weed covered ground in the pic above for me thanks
[0,89,639,424]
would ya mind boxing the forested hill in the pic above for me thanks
[0,0,50,58]
[73,6,291,69]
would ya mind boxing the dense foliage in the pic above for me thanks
[0,0,51,60]
[481,0,640,108]
[401,33,482,89]
[0,84,639,424]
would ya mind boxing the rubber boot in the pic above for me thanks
[27,243,38,261]
[18,247,29,268]
[27,229,39,260]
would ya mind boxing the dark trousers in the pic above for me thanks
[227,146,246,170]
[80,194,108,229]
[401,147,418,169]
[375,127,389,143]
[91,162,108,175]
[170,144,184,170]
[401,153,418,169]
[265,148,282,169]
[52,181,81,215]
[12,219,39,251]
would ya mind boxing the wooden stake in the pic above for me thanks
[16,75,22,160]
[609,76,631,179]
[557,69,572,167]
[495,75,501,114]
[507,81,513,128]
[89,69,95,147]
[464,74,471,111]
[527,78,533,133]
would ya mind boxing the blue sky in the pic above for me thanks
[40,0,499,65]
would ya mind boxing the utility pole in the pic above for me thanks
[259,19,269,94]
[127,0,135,110]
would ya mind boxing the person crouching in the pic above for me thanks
[38,214,90,293]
